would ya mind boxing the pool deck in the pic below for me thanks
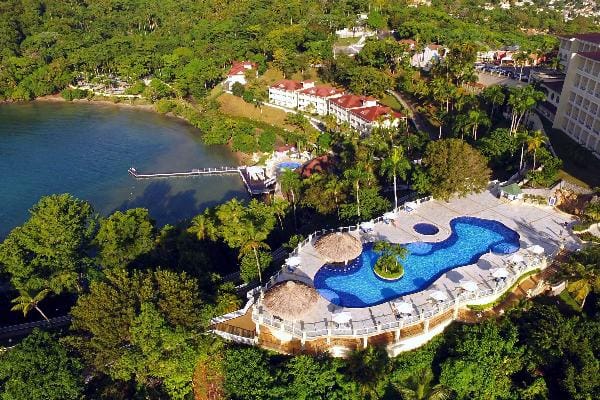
[263,190,579,330]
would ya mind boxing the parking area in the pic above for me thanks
[475,63,535,87]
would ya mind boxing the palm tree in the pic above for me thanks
[482,85,505,119]
[11,289,51,322]
[560,245,600,308]
[373,241,408,273]
[513,51,529,79]
[270,198,289,229]
[527,130,547,169]
[344,167,369,219]
[396,368,450,400]
[280,169,301,227]
[188,210,218,241]
[466,109,491,141]
[380,146,411,209]
[516,131,530,170]
[325,175,345,220]
[239,225,270,284]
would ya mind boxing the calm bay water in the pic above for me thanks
[0,102,248,238]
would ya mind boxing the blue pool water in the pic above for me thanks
[314,217,520,307]
[278,161,302,171]
[414,223,439,235]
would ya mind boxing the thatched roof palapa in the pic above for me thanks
[314,232,362,263]
[262,280,319,320]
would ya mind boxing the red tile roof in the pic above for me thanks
[350,105,403,122]
[270,79,303,91]
[558,33,600,44]
[427,44,442,50]
[227,61,257,76]
[398,39,416,46]
[298,85,344,98]
[299,155,332,178]
[578,51,600,62]
[329,94,377,110]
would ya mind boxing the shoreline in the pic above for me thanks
[21,94,250,166]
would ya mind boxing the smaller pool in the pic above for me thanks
[414,223,439,235]
[278,161,302,171]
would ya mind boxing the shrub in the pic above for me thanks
[258,129,276,152]
[155,98,176,114]
[60,88,89,101]
[242,90,254,103]
[231,132,257,153]
[231,82,244,97]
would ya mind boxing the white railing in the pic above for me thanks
[252,257,544,341]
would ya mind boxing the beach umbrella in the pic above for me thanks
[527,244,544,255]
[360,221,375,230]
[285,256,301,267]
[492,268,509,279]
[429,290,448,302]
[332,311,352,324]
[393,301,414,314]
[510,253,524,264]
[460,280,478,292]
[383,211,398,220]
[262,281,319,320]
[314,232,362,263]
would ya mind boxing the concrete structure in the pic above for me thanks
[411,44,445,69]
[223,61,257,91]
[558,33,600,70]
[537,80,564,121]
[297,85,344,115]
[211,189,578,356]
[553,51,600,155]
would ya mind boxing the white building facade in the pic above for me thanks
[558,33,600,70]
[297,86,344,115]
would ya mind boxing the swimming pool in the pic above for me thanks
[314,217,520,307]
[278,161,302,171]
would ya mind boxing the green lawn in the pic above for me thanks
[558,289,581,311]
[538,113,600,189]
[379,94,404,112]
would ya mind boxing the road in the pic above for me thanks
[387,90,435,138]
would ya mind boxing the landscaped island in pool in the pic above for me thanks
[314,217,520,307]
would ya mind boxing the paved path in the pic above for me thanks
[387,90,435,138]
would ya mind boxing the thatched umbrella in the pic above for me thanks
[314,232,362,263]
[262,280,319,320]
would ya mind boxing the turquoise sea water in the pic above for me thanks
[0,102,248,238]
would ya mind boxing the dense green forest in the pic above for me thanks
[0,0,597,101]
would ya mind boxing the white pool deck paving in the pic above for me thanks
[263,190,579,331]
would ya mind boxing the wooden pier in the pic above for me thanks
[128,166,276,195]
[128,166,239,178]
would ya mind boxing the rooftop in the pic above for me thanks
[298,85,344,98]
[558,32,600,44]
[577,51,600,62]
[541,80,564,93]
[270,79,303,91]
[350,105,403,122]
[227,61,256,76]
[330,94,377,109]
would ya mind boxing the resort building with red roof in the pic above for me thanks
[348,106,405,135]
[328,94,378,123]
[223,61,257,91]
[297,85,344,115]
[268,80,314,109]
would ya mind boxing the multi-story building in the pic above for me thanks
[553,51,600,155]
[348,106,404,135]
[537,80,564,122]
[557,33,600,70]
[297,85,344,115]
[268,80,313,109]
[329,94,378,123]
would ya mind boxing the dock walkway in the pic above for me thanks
[128,166,276,195]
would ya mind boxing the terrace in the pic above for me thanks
[212,187,580,356]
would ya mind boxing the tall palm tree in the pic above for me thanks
[527,130,547,169]
[344,167,369,218]
[560,245,600,308]
[270,198,289,229]
[325,175,345,220]
[11,289,51,322]
[513,51,529,79]
[380,146,411,209]
[396,368,450,400]
[280,169,302,227]
[239,229,270,284]
[466,109,491,141]
[482,85,505,120]
[188,210,218,241]
[516,131,530,170]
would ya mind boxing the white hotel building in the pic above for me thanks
[268,80,405,134]
[551,33,600,156]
